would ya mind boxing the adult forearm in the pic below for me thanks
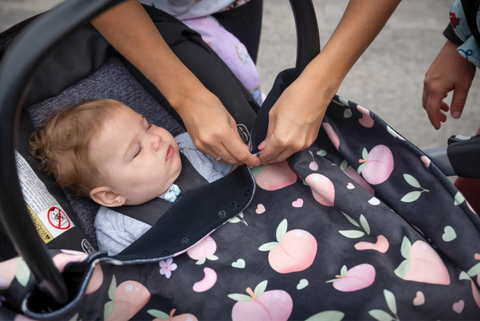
[302,0,401,92]
[91,0,207,110]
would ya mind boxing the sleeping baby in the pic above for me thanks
[30,99,232,255]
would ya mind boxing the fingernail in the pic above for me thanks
[452,111,461,119]
[258,141,266,150]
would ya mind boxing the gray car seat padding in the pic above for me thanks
[27,57,186,248]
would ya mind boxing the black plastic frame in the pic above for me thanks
[0,0,320,305]
[0,0,124,304]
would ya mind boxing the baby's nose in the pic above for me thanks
[151,134,162,151]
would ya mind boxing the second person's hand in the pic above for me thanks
[423,40,476,129]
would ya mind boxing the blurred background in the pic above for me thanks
[1,0,478,150]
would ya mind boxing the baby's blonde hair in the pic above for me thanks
[29,99,121,196]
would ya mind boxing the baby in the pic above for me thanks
[30,99,232,255]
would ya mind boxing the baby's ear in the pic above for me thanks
[90,186,125,207]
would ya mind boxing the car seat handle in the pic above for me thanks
[290,0,321,75]
[0,0,124,305]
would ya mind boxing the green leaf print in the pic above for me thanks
[362,148,369,161]
[400,237,411,260]
[254,280,268,298]
[342,212,360,227]
[317,150,327,157]
[276,219,288,243]
[338,230,365,239]
[69,313,79,321]
[454,191,465,206]
[251,165,264,178]
[357,163,367,174]
[340,265,347,277]
[305,310,345,321]
[403,174,421,188]
[467,262,480,277]
[384,289,397,315]
[340,160,349,172]
[108,275,116,301]
[258,242,279,251]
[228,293,253,302]
[339,96,349,107]
[196,258,206,265]
[394,260,410,279]
[360,215,370,235]
[387,126,398,138]
[344,109,353,118]
[15,258,31,287]
[400,191,421,203]
[103,301,115,321]
[459,271,471,281]
[368,309,394,321]
[147,310,171,320]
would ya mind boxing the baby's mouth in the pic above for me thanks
[166,145,174,161]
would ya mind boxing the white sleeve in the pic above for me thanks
[94,206,152,256]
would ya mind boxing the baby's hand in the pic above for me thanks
[422,40,476,129]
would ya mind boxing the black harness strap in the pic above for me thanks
[116,165,253,260]
[114,153,208,226]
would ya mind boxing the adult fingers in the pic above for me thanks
[426,91,446,130]
[267,148,295,164]
[222,137,260,167]
[451,85,470,119]
[259,136,284,164]
[422,85,428,110]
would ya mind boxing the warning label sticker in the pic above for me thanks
[15,151,75,242]
[26,205,53,244]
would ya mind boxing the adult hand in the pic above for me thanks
[423,40,476,129]
[176,90,261,167]
[258,74,334,164]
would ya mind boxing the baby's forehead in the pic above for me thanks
[93,105,141,146]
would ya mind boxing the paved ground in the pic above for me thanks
[1,0,479,151]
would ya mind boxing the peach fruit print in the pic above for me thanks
[252,161,297,191]
[356,105,374,128]
[305,174,335,206]
[357,145,394,185]
[86,265,104,295]
[259,219,317,274]
[322,123,340,151]
[104,275,151,321]
[228,280,293,321]
[394,237,450,285]
[147,308,198,321]
[342,162,375,195]
[187,236,218,265]
[326,264,376,292]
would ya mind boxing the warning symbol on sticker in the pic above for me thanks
[47,207,71,230]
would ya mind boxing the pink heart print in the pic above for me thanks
[413,291,425,306]
[292,198,304,208]
[453,300,464,313]
[255,204,266,214]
